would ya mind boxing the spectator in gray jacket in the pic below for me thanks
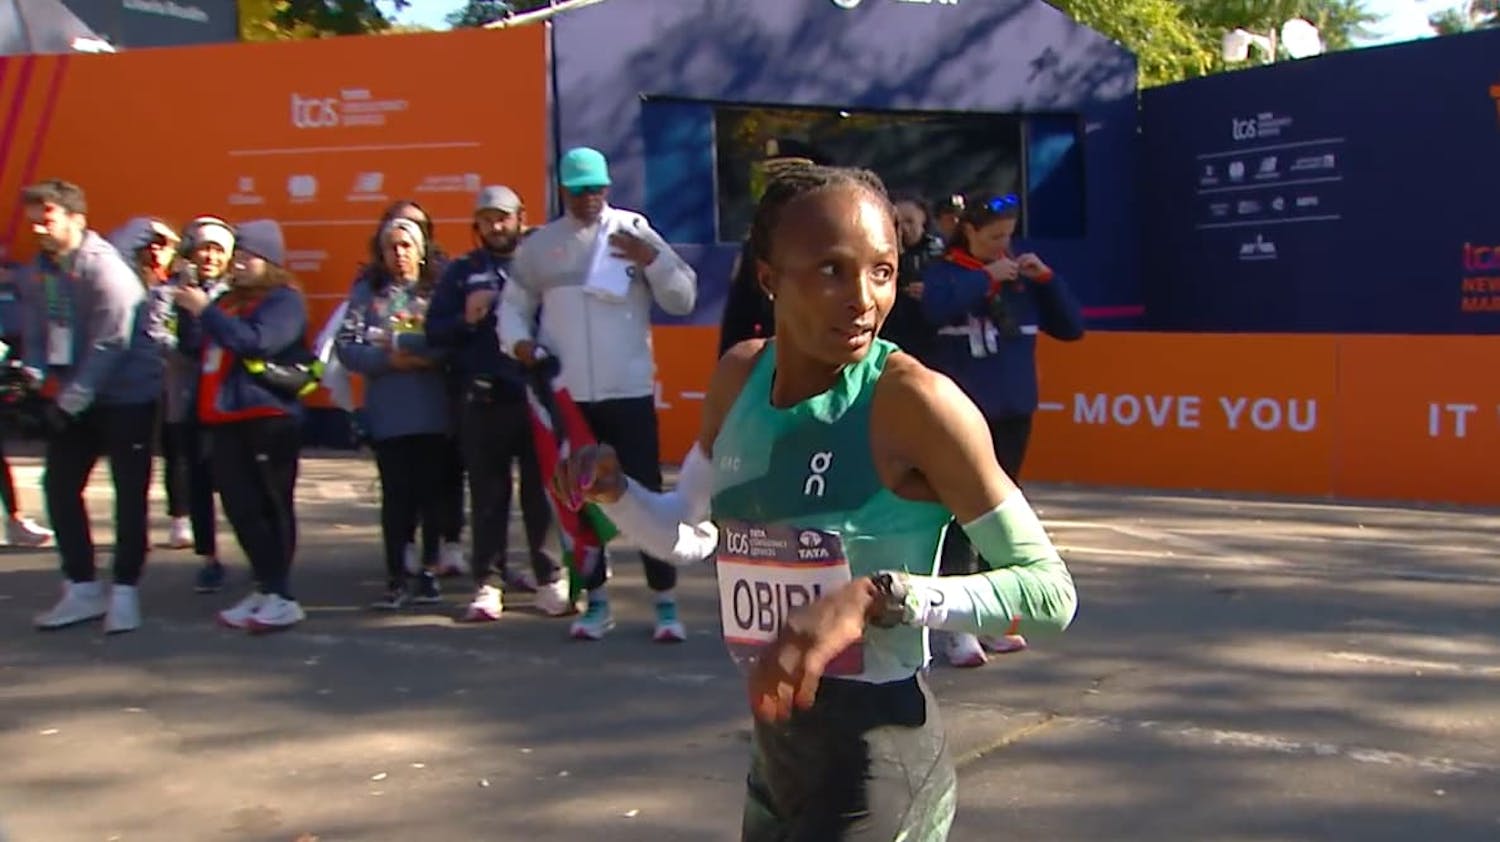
[110,216,198,552]
[336,217,451,610]
[23,179,163,635]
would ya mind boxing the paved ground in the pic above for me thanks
[0,454,1496,841]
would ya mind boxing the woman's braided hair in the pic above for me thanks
[747,165,896,264]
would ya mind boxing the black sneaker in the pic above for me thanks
[194,560,226,594]
[371,583,408,611]
[411,570,442,605]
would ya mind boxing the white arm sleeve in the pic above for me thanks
[597,443,717,566]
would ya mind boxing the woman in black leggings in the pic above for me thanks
[172,220,308,634]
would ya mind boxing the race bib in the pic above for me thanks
[47,322,72,366]
[715,520,862,676]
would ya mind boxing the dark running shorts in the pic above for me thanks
[741,672,956,842]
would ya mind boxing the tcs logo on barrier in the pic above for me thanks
[290,93,339,129]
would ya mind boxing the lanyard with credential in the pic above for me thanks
[42,259,76,367]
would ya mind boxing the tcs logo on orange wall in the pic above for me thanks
[290,93,339,129]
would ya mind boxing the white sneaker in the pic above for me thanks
[247,594,304,634]
[534,576,573,617]
[167,517,193,549]
[569,599,615,641]
[403,542,419,576]
[461,584,503,622]
[437,542,466,577]
[103,585,141,635]
[945,632,989,668]
[7,515,54,547]
[35,580,107,630]
[217,592,267,630]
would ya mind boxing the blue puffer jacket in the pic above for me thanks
[178,284,310,424]
[921,255,1085,419]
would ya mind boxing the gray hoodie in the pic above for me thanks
[20,230,163,413]
[333,275,449,441]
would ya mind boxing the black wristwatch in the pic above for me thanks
[867,571,909,629]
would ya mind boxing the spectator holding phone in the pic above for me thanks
[920,191,1084,666]
[173,220,309,634]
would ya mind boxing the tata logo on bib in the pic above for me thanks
[291,93,339,129]
[797,530,831,560]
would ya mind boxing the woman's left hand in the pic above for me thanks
[1015,253,1052,280]
[747,577,878,723]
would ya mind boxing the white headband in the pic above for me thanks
[188,217,235,253]
[381,217,427,261]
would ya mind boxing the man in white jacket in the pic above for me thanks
[499,146,697,643]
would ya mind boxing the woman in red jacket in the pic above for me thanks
[172,220,310,633]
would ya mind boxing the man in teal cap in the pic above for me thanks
[499,145,698,643]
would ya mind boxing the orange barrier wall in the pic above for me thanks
[650,327,1500,507]
[0,28,549,407]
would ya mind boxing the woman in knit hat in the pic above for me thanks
[172,219,309,633]
[337,216,451,609]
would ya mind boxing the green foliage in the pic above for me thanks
[1051,0,1383,87]
[1051,0,1217,88]
[1429,1,1499,34]
[239,0,412,41]
[446,0,562,27]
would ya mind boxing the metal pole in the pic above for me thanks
[482,0,612,30]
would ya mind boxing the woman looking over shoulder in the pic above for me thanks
[556,165,1077,842]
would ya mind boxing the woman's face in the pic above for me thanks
[893,201,927,249]
[230,250,267,285]
[757,185,898,367]
[193,241,229,280]
[143,237,177,273]
[962,216,1016,262]
[383,228,421,281]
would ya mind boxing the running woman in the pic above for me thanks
[556,165,1077,841]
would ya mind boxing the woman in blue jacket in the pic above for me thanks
[172,220,309,634]
[336,218,451,610]
[921,192,1084,666]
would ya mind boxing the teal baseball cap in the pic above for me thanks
[559,146,612,190]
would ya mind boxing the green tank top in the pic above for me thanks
[711,339,953,684]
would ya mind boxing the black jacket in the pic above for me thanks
[425,247,529,401]
[879,232,945,361]
[717,240,774,357]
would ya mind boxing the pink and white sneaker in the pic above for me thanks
[944,632,989,668]
[461,585,503,622]
[980,634,1029,655]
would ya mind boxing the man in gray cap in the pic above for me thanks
[427,185,565,623]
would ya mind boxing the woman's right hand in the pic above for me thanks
[553,443,627,510]
[984,257,1019,283]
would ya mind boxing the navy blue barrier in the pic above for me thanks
[1140,27,1500,334]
